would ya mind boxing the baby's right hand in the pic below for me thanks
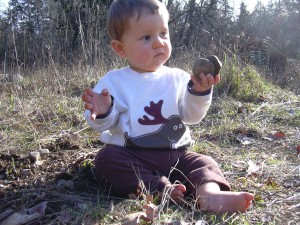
[82,87,112,120]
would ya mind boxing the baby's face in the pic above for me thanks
[120,11,171,73]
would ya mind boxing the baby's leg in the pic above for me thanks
[95,146,182,197]
[196,182,254,213]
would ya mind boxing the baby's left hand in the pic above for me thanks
[190,73,220,93]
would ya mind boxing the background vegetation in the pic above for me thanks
[0,0,299,92]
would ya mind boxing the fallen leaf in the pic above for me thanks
[296,145,300,156]
[262,136,274,141]
[273,131,285,140]
[143,202,158,220]
[263,131,286,141]
[236,134,254,145]
[1,202,47,225]
[247,160,260,176]
[257,95,267,102]
[264,177,278,188]
[237,102,245,113]
[121,212,148,225]
[283,180,300,188]
[232,161,247,170]
[195,220,209,225]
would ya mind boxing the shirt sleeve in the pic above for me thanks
[179,82,213,125]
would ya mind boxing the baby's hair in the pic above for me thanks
[107,0,169,41]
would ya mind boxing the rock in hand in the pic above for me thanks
[192,55,222,79]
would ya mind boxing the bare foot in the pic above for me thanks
[160,183,186,203]
[196,182,254,213]
[198,191,254,213]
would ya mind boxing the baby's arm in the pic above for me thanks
[179,74,220,125]
[82,87,112,120]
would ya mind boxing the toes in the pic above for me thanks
[177,184,187,193]
[244,193,254,210]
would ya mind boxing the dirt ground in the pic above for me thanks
[0,144,104,224]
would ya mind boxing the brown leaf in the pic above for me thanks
[263,131,286,142]
[273,131,285,140]
[257,94,267,103]
[264,177,278,188]
[297,145,300,156]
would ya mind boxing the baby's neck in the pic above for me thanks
[129,65,161,73]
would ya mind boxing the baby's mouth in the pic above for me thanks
[155,52,164,57]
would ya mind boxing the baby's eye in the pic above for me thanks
[143,35,150,41]
[160,31,168,37]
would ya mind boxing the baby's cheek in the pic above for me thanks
[138,52,152,64]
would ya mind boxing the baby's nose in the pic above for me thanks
[153,36,164,48]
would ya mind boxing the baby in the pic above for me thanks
[82,0,254,213]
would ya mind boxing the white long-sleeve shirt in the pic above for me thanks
[84,66,212,149]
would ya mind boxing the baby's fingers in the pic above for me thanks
[191,73,209,86]
[206,74,215,86]
[214,74,221,84]
[82,92,90,103]
[82,87,97,101]
[84,102,93,110]
[84,103,98,120]
[101,88,109,96]
[82,87,94,102]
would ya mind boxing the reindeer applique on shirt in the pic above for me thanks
[124,100,192,149]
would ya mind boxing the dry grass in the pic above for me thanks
[0,57,299,224]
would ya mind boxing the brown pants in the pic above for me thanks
[95,145,230,198]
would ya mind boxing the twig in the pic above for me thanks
[74,126,90,134]
[250,102,268,117]
[284,193,300,202]
[267,193,300,207]
[288,202,300,210]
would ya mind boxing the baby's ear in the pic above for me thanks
[111,40,126,59]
